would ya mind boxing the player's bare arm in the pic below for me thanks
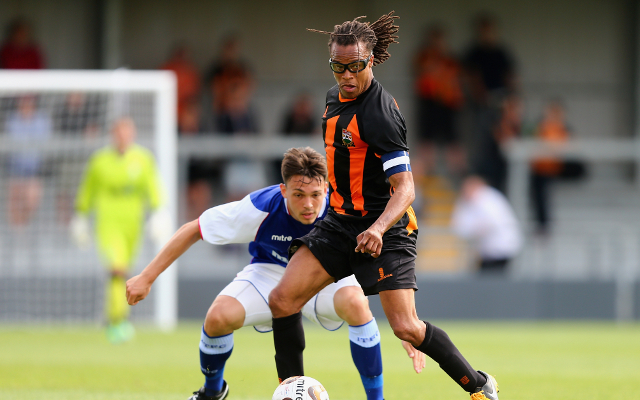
[126,219,201,305]
[355,171,415,257]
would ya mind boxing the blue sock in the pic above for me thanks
[349,318,383,400]
[199,327,233,396]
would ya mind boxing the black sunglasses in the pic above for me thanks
[329,54,372,73]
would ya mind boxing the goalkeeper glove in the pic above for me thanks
[70,214,91,248]
[148,209,171,247]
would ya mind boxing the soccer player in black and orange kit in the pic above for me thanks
[268,12,500,400]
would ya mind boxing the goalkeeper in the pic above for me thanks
[126,147,425,400]
[72,117,168,343]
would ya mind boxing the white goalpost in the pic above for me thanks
[0,70,178,330]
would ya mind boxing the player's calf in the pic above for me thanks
[195,293,246,399]
[198,326,234,398]
[416,321,488,393]
[105,267,133,343]
[333,286,384,400]
[348,318,384,400]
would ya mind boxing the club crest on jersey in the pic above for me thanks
[342,129,355,147]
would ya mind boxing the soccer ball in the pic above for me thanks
[272,376,330,400]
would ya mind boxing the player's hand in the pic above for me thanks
[355,227,384,258]
[401,340,426,374]
[126,274,152,305]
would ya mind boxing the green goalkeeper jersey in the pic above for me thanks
[75,144,163,236]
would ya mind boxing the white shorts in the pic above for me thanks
[218,263,361,332]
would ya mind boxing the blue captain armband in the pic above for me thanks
[381,151,411,178]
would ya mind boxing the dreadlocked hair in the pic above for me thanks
[307,11,399,66]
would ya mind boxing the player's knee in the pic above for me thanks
[268,288,296,318]
[267,288,286,315]
[334,287,371,325]
[204,299,243,336]
[389,320,422,344]
[203,309,229,336]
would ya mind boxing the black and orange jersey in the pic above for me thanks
[322,78,412,219]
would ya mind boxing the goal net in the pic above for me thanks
[0,70,177,330]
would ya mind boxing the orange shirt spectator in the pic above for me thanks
[414,35,463,110]
[413,26,465,177]
[532,101,570,176]
[161,44,201,132]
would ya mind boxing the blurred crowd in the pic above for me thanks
[412,14,516,190]
[158,35,320,218]
[0,19,319,224]
[0,14,587,272]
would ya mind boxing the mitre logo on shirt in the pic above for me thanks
[342,129,355,147]
[271,234,293,241]
[271,250,288,263]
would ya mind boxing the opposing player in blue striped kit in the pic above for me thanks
[126,147,423,400]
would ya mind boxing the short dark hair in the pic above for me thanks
[281,147,327,185]
[307,11,400,66]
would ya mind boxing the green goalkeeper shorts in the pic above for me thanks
[96,224,142,269]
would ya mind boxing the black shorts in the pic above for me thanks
[289,209,418,296]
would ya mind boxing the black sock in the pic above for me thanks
[272,312,305,381]
[416,321,486,392]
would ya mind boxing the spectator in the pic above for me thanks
[55,92,101,136]
[0,18,44,69]
[204,35,257,134]
[161,44,209,218]
[475,93,522,194]
[161,44,208,219]
[464,14,518,194]
[202,35,264,203]
[451,175,522,274]
[530,99,573,234]
[6,95,52,226]
[413,25,465,178]
[178,98,202,135]
[281,92,318,135]
[464,13,516,106]
[273,92,319,183]
[160,44,202,133]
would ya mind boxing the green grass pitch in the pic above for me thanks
[1,321,639,399]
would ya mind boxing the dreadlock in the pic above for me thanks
[307,11,399,66]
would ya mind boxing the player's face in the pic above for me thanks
[280,176,328,225]
[112,119,136,154]
[330,42,373,99]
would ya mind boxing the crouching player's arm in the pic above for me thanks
[126,220,201,305]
